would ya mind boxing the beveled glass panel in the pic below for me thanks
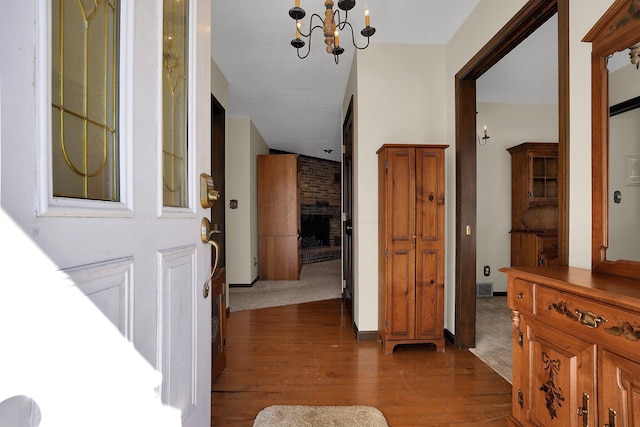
[162,0,189,208]
[51,0,119,201]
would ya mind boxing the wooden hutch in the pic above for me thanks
[507,142,558,268]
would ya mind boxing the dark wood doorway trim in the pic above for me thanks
[211,94,226,268]
[454,0,569,349]
[342,96,355,324]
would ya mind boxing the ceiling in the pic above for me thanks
[211,1,558,162]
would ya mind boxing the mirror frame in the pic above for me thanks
[584,0,640,279]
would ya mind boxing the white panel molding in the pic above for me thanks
[35,0,134,218]
[63,257,135,341]
[157,245,197,421]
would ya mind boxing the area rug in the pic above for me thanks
[253,405,389,427]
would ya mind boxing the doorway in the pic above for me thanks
[454,0,569,349]
[342,97,354,320]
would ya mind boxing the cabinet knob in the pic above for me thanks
[603,407,617,427]
[577,393,589,427]
[517,293,525,299]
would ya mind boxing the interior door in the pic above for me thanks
[0,1,212,426]
[342,98,354,318]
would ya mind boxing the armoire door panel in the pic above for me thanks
[389,249,415,338]
[416,249,440,338]
[257,154,300,237]
[416,149,442,241]
[258,235,300,280]
[388,148,415,241]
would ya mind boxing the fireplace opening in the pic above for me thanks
[301,214,332,249]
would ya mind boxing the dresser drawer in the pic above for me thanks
[536,285,640,356]
[510,278,535,314]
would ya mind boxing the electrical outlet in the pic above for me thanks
[483,265,490,276]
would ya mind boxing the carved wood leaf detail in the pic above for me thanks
[605,318,640,341]
[607,0,640,37]
[539,351,565,420]
[547,300,579,321]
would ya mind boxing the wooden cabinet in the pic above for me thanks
[257,154,301,280]
[508,143,558,267]
[377,144,447,354]
[502,266,640,427]
[211,267,226,384]
[511,231,558,267]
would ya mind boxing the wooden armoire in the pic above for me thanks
[257,154,301,280]
[377,144,447,354]
[508,142,558,268]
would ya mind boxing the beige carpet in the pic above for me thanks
[469,296,512,383]
[253,405,389,427]
[229,259,342,312]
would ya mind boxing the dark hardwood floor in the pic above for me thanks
[211,299,511,426]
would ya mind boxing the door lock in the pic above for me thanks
[200,173,220,208]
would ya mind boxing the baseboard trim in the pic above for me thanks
[229,276,259,288]
[352,322,378,341]
[445,328,455,344]
[493,291,507,296]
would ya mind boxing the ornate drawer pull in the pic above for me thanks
[575,308,607,329]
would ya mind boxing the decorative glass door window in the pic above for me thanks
[51,0,120,201]
[162,0,189,208]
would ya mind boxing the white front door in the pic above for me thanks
[0,1,212,426]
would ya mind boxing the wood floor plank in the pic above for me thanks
[211,299,511,426]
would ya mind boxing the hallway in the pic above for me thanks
[211,299,511,426]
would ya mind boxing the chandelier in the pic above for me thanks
[289,0,376,64]
[630,43,640,69]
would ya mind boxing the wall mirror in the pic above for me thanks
[608,51,640,262]
[584,0,640,279]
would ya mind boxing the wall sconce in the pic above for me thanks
[478,125,490,146]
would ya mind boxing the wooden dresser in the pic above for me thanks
[501,266,640,427]
[377,144,447,354]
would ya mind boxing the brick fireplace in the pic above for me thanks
[298,155,341,264]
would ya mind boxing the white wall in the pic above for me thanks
[211,58,229,110]
[249,120,269,280]
[568,0,616,268]
[225,117,268,289]
[475,102,558,292]
[346,43,448,332]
